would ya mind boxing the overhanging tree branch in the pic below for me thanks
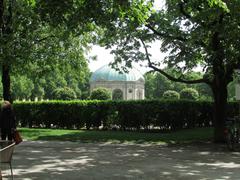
[146,24,187,42]
[140,38,210,84]
[146,23,207,48]
[34,35,56,43]
[178,0,206,26]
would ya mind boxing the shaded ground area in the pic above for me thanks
[5,141,240,179]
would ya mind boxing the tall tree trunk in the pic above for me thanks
[0,0,3,28]
[2,64,11,101]
[211,77,228,143]
[1,0,13,102]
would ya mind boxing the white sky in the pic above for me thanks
[87,41,169,73]
[87,0,167,73]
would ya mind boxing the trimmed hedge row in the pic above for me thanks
[13,100,239,131]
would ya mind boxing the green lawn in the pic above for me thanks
[19,127,214,144]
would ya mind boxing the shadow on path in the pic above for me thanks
[9,141,240,180]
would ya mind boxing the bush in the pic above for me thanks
[90,88,111,100]
[14,99,239,131]
[13,100,223,130]
[162,90,180,100]
[180,88,199,100]
[52,87,77,100]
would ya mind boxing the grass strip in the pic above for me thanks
[19,127,214,144]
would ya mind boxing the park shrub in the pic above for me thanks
[180,88,199,100]
[162,90,180,100]
[52,87,77,100]
[90,88,111,100]
[13,100,239,131]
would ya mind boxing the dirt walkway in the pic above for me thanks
[5,141,240,179]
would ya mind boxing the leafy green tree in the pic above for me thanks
[145,71,181,99]
[11,75,34,100]
[182,72,213,100]
[90,88,111,100]
[162,90,180,100]
[1,55,90,101]
[101,0,239,142]
[194,83,213,101]
[31,84,45,100]
[52,87,77,100]
[180,88,199,101]
[154,73,174,98]
[144,73,155,99]
[19,32,91,100]
[144,70,212,100]
[228,81,236,101]
[0,0,125,101]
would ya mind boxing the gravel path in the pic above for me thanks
[4,141,240,180]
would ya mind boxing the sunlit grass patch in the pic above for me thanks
[19,127,213,144]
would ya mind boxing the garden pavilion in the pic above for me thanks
[90,64,145,100]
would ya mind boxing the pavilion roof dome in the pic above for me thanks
[90,64,144,82]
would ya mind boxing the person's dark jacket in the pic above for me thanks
[0,107,16,134]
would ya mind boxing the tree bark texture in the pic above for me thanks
[2,64,11,101]
[211,75,228,143]
[0,0,3,27]
[1,0,13,102]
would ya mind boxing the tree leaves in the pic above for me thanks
[208,0,229,12]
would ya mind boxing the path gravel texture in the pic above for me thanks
[3,141,240,180]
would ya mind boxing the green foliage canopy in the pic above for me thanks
[163,90,180,100]
[180,88,199,101]
[0,0,133,101]
[144,71,212,100]
[99,0,240,141]
[90,88,111,100]
[52,87,77,100]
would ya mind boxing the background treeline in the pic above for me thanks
[0,63,90,101]
[0,37,91,101]
[0,66,237,101]
[13,100,239,131]
[11,62,90,100]
[144,69,238,101]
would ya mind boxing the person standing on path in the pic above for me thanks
[0,101,16,141]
